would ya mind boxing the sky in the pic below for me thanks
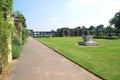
[13,0,120,31]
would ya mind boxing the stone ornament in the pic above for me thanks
[78,35,99,46]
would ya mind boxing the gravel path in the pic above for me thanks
[5,37,101,80]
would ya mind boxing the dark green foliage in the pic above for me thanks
[88,26,95,35]
[59,30,64,37]
[109,11,120,30]
[87,11,120,37]
[94,36,119,39]
[84,30,90,35]
[81,26,90,36]
[95,24,104,37]
[13,11,28,45]
[22,27,29,45]
[0,0,13,19]
[89,25,95,31]
[12,36,22,59]
[14,11,27,27]
[109,11,120,36]
[0,0,13,11]
[105,25,114,37]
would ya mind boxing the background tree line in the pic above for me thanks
[81,11,120,38]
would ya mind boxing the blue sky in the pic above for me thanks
[13,0,120,31]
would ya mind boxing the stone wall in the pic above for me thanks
[57,27,86,37]
[14,19,23,44]
[29,27,89,37]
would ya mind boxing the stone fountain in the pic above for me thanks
[78,35,99,46]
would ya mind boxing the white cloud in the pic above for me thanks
[66,0,120,28]
[52,16,60,21]
[68,0,81,7]
[80,0,100,4]
[100,0,120,14]
[68,0,101,7]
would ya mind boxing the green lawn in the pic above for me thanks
[35,37,120,80]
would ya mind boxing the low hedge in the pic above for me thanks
[94,36,120,39]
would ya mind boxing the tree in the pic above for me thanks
[95,24,104,37]
[114,27,120,36]
[88,25,95,35]
[109,11,120,31]
[89,25,94,30]
[51,29,55,37]
[81,26,89,36]
[14,11,26,27]
[76,26,81,29]
[13,11,28,44]
[105,25,113,37]
[109,11,120,36]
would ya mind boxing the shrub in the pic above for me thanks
[12,36,22,59]
[22,27,28,45]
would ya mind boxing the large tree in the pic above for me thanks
[105,25,113,37]
[88,25,95,35]
[96,24,104,37]
[109,11,120,30]
[13,11,28,44]
[14,11,26,27]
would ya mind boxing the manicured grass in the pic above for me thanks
[36,37,120,80]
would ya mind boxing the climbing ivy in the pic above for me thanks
[0,0,13,68]
[22,27,29,45]
[0,14,14,54]
[0,0,13,25]
[0,0,13,38]
[13,11,28,44]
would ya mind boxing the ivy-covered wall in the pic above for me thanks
[12,11,28,59]
[0,1,14,80]
[0,0,28,78]
[0,0,13,72]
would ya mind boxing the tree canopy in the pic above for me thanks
[109,11,120,30]
[14,11,26,27]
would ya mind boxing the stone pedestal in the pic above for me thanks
[78,35,99,46]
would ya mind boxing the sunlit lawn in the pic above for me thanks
[35,37,120,80]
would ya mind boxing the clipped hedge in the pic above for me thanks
[94,36,120,39]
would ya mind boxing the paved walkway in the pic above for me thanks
[5,37,101,80]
